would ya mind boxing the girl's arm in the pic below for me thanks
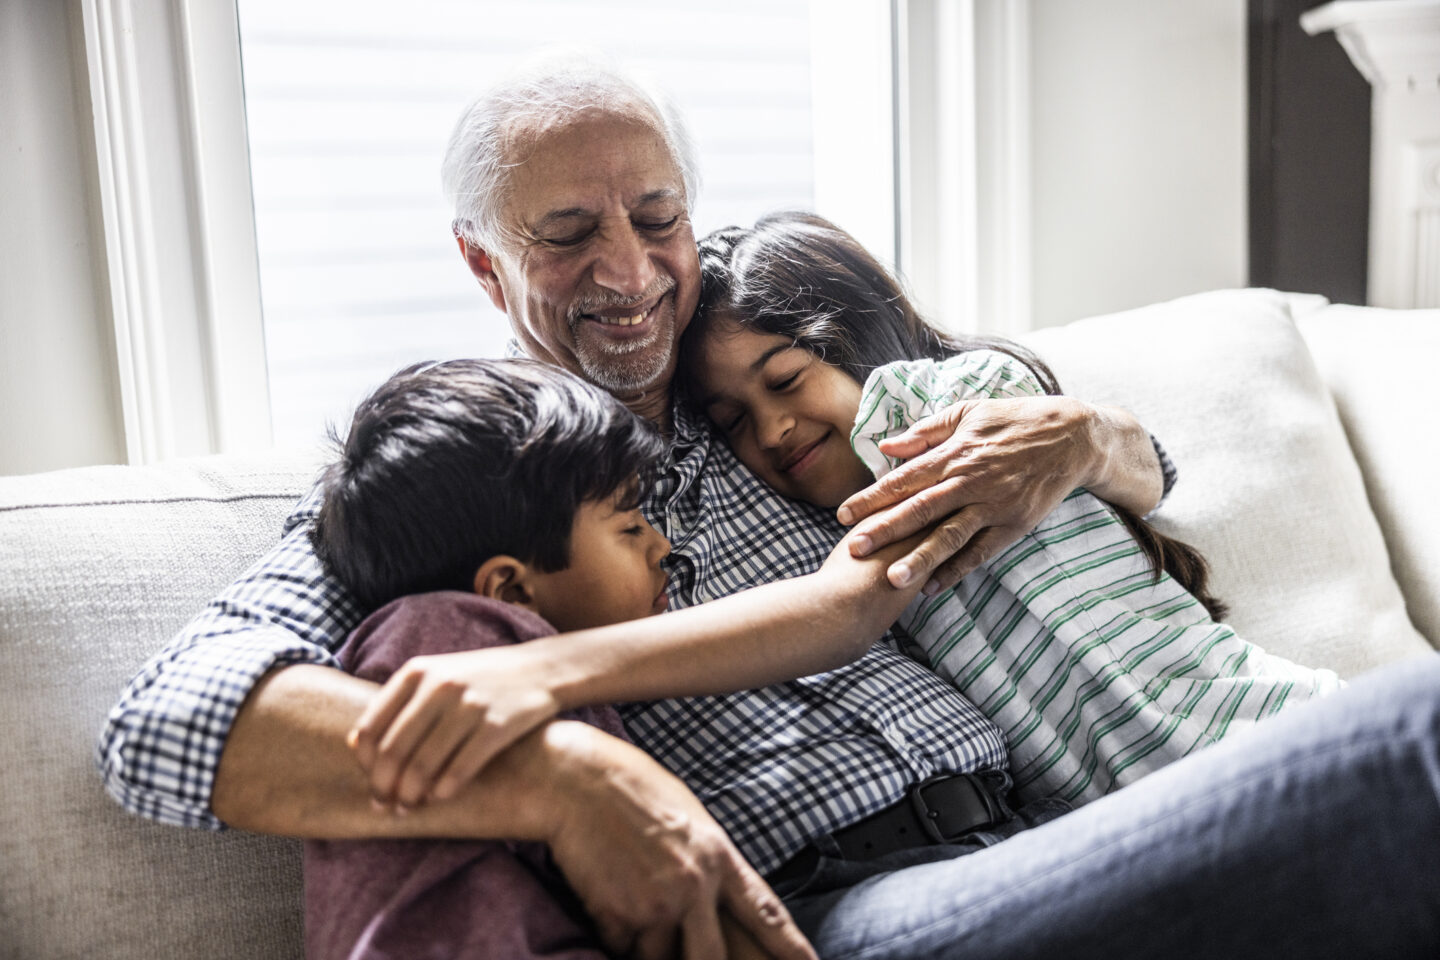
[350,528,928,809]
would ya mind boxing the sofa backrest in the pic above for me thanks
[1023,288,1435,674]
[0,451,324,960]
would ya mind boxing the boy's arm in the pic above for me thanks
[350,528,928,809]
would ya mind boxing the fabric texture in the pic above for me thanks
[1022,289,1433,677]
[305,592,619,960]
[98,398,1011,876]
[1297,303,1440,647]
[851,350,1343,804]
[0,451,325,960]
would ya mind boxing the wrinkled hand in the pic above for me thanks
[549,727,816,960]
[837,395,1097,593]
[349,644,561,808]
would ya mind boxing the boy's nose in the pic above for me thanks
[649,527,671,563]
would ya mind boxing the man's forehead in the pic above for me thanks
[503,112,686,222]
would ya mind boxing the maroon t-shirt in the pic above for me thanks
[304,591,626,960]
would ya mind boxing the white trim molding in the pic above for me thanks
[1303,0,1440,309]
[79,0,269,464]
[895,0,1031,337]
[810,0,899,271]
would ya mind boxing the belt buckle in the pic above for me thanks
[908,773,1001,844]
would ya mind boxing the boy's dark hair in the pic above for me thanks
[686,211,1226,621]
[311,358,665,612]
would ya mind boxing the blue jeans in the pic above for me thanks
[781,653,1440,959]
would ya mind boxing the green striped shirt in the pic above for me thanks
[852,351,1344,804]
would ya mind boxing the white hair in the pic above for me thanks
[440,49,701,252]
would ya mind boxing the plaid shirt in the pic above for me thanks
[96,395,1172,874]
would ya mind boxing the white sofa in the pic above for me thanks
[1,289,1435,960]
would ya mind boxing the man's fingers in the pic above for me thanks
[873,402,973,459]
[349,670,423,770]
[848,476,969,561]
[721,864,817,960]
[838,404,975,526]
[837,461,936,529]
[888,506,986,590]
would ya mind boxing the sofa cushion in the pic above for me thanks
[1022,289,1432,678]
[0,450,324,960]
[1297,303,1440,646]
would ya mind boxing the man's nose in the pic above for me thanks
[590,222,658,297]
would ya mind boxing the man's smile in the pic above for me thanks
[581,294,662,328]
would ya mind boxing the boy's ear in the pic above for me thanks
[456,235,509,315]
[473,555,537,610]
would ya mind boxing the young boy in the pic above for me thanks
[304,357,1007,959]
[304,357,672,960]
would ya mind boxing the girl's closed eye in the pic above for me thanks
[707,403,746,434]
[690,319,874,509]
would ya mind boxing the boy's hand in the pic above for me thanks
[349,644,562,808]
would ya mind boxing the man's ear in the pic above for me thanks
[473,555,538,610]
[456,234,509,315]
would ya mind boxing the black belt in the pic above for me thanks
[768,772,1008,886]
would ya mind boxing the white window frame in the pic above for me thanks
[78,0,1031,463]
[897,0,1033,339]
[80,0,269,463]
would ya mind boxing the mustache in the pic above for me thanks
[568,275,676,322]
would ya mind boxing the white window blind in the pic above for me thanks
[236,0,837,447]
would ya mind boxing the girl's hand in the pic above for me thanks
[349,643,562,809]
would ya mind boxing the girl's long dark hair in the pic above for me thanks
[686,211,1226,622]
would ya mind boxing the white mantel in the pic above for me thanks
[1303,0,1440,308]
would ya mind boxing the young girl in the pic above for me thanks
[682,211,1343,804]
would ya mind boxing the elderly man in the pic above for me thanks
[100,57,1440,960]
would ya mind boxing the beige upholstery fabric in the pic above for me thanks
[1023,289,1433,677]
[1298,304,1440,645]
[0,451,324,960]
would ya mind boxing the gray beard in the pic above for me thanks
[571,317,676,395]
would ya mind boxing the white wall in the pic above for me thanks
[1028,0,1248,328]
[0,0,123,476]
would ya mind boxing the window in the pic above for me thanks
[236,0,896,447]
[79,0,1013,464]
